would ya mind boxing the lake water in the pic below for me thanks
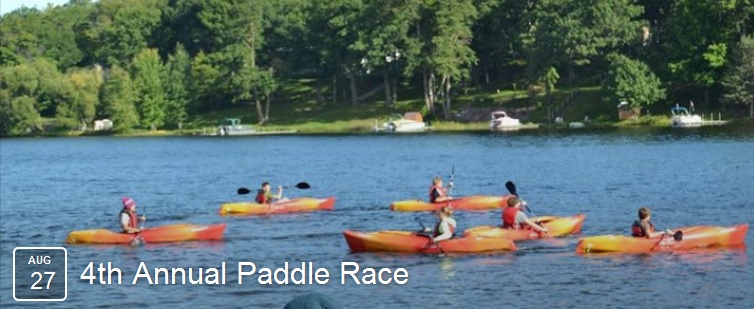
[1,126,753,308]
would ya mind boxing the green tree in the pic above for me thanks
[416,0,479,119]
[76,0,164,66]
[603,54,665,109]
[163,43,191,129]
[662,0,752,103]
[352,0,421,106]
[101,65,140,132]
[56,66,104,130]
[722,35,754,117]
[131,48,166,130]
[524,0,644,84]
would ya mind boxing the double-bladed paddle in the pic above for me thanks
[237,182,311,195]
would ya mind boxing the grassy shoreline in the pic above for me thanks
[5,116,751,138]
[4,82,752,138]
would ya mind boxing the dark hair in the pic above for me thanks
[507,197,520,207]
[638,207,651,220]
[261,182,270,187]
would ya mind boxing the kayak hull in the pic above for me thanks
[390,195,514,212]
[575,224,748,254]
[343,230,516,253]
[66,223,226,244]
[464,214,586,240]
[219,197,335,216]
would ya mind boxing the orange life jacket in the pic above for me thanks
[256,190,269,204]
[502,207,524,229]
[631,220,655,237]
[429,185,447,203]
[120,210,138,229]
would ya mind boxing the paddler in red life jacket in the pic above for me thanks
[501,197,549,234]
[255,182,283,204]
[425,206,456,243]
[631,207,672,238]
[429,176,453,203]
[120,197,146,233]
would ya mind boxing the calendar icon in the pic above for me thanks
[13,247,67,301]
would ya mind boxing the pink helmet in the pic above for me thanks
[122,197,136,209]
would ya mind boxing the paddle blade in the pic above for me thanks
[295,182,311,189]
[237,188,251,195]
[505,181,518,196]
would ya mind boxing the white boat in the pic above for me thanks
[217,118,256,136]
[670,105,702,128]
[377,112,427,133]
[490,111,521,131]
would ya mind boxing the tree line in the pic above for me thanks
[1,0,752,135]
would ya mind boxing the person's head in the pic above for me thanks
[638,207,651,220]
[438,206,453,218]
[261,182,271,191]
[432,176,443,186]
[507,197,521,208]
[122,196,136,211]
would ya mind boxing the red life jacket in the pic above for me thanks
[255,190,269,204]
[432,219,456,237]
[120,210,138,229]
[428,185,447,203]
[502,207,524,229]
[631,220,655,237]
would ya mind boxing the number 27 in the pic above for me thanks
[31,272,55,290]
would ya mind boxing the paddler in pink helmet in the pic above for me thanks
[120,197,146,233]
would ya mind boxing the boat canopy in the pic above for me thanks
[221,118,242,126]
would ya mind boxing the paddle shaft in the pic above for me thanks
[238,182,310,195]
[416,218,446,256]
[505,181,542,225]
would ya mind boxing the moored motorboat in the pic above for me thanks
[575,224,748,254]
[66,223,226,244]
[219,197,335,216]
[343,230,516,253]
[490,111,521,131]
[390,195,514,212]
[670,105,703,128]
[464,214,586,240]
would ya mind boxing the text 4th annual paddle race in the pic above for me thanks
[78,261,409,286]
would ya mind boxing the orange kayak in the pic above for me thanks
[464,214,586,240]
[219,197,335,216]
[575,224,748,254]
[343,230,516,253]
[390,195,515,212]
[65,223,226,244]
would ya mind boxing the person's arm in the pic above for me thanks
[432,220,452,242]
[276,186,283,199]
[519,212,548,234]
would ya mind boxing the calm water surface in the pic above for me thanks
[1,126,753,308]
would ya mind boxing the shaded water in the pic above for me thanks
[1,126,753,308]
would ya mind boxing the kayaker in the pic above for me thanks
[120,197,146,233]
[256,182,283,204]
[428,206,456,242]
[501,197,549,234]
[631,207,673,238]
[429,176,453,203]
